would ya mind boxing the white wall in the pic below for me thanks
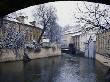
[79,31,96,52]
[61,33,73,48]
[61,27,96,51]
[80,33,87,52]
[85,41,96,58]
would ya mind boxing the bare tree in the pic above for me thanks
[73,2,110,57]
[74,2,110,33]
[73,2,110,46]
[45,22,61,43]
[33,4,57,43]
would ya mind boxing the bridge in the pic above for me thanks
[0,0,110,17]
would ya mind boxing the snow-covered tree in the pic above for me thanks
[33,4,57,43]
[45,22,61,43]
[74,2,110,33]
[1,27,25,56]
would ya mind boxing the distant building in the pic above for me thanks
[61,24,96,55]
[61,24,81,48]
[71,31,81,51]
[0,19,42,43]
[61,33,73,48]
[71,29,96,55]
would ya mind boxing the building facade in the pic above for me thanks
[61,24,96,55]
[72,32,81,51]
[0,19,42,43]
[96,31,110,57]
[79,30,96,52]
[61,33,73,48]
[61,25,81,48]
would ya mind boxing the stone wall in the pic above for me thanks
[0,47,61,62]
[96,31,110,57]
[96,31,110,67]
[96,53,110,67]
[0,48,24,62]
[1,19,42,43]
[26,47,61,59]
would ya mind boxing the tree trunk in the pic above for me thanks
[37,26,47,43]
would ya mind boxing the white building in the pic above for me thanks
[61,25,81,48]
[61,33,73,48]
[71,31,82,51]
[79,30,96,52]
[61,24,96,55]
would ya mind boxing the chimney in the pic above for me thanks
[29,21,36,26]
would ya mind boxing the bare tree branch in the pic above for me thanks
[74,2,110,33]
[33,4,57,43]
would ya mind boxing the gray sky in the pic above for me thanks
[7,1,108,27]
[7,1,84,27]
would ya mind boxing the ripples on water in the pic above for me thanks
[0,55,106,82]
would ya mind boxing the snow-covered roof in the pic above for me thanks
[4,16,43,29]
[4,17,43,30]
[71,32,82,36]
[63,24,81,35]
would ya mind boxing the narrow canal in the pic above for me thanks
[0,54,107,82]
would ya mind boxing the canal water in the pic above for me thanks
[0,54,107,82]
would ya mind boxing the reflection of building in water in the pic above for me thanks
[0,56,106,82]
[23,57,61,82]
[79,58,96,82]
[0,61,24,82]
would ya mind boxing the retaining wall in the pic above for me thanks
[0,47,61,62]
[96,53,110,67]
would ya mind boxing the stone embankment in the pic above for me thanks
[96,53,110,68]
[0,46,61,62]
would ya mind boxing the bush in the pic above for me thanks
[25,41,41,52]
[1,28,25,56]
[41,42,51,48]
[1,28,25,49]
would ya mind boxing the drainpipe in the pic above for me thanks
[88,41,89,58]
[0,17,4,37]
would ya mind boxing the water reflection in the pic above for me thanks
[80,58,96,82]
[0,55,106,82]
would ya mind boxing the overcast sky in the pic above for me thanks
[6,1,84,27]
[7,1,108,27]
